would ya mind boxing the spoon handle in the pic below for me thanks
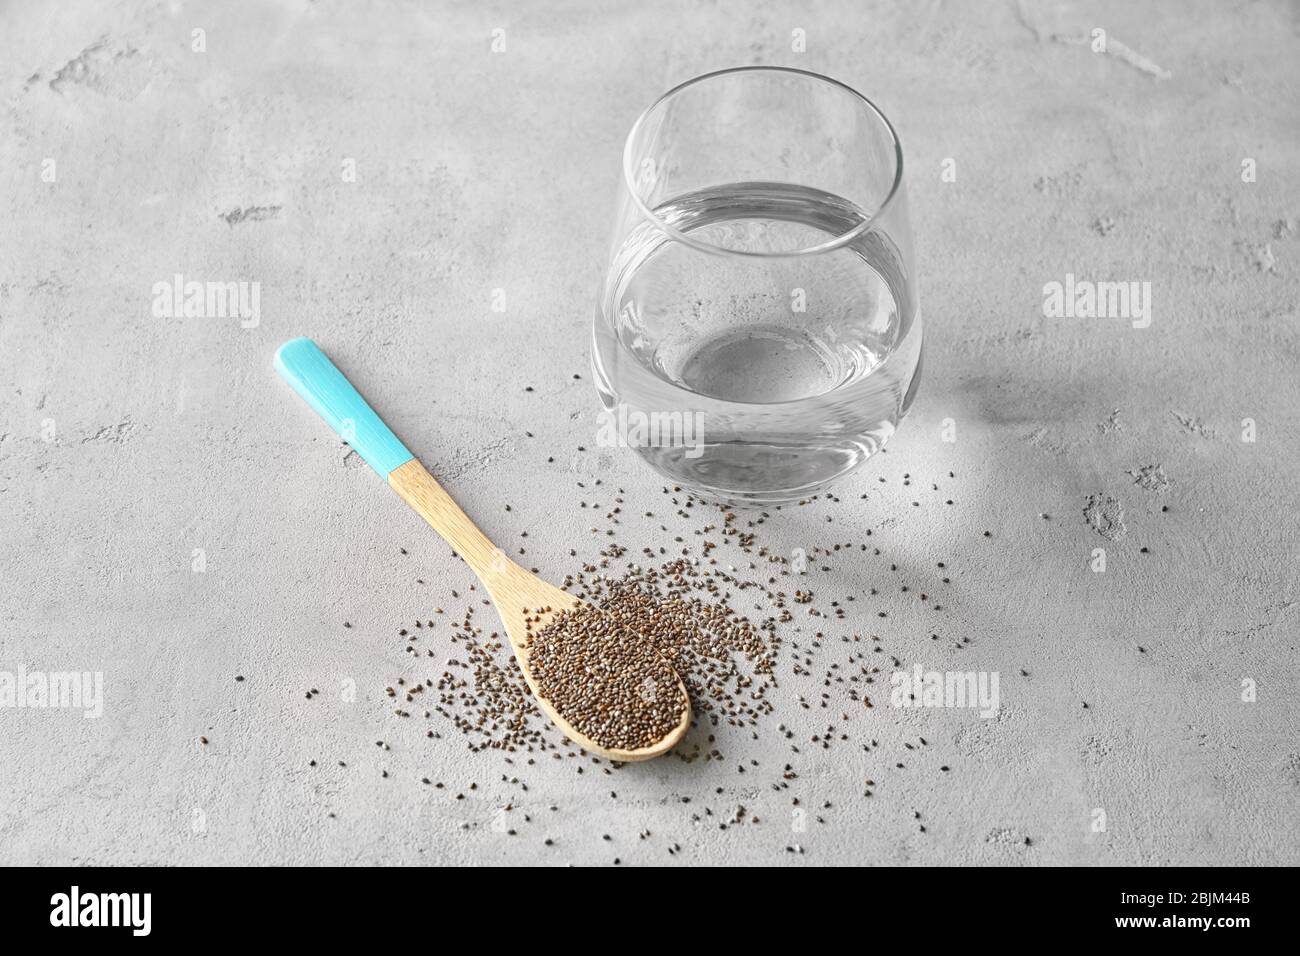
[387,459,501,574]
[274,337,500,573]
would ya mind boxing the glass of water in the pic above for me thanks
[591,66,922,506]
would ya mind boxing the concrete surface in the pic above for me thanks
[1,0,1298,866]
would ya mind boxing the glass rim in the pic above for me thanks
[621,65,905,259]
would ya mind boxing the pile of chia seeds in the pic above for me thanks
[393,477,960,769]
[526,603,688,752]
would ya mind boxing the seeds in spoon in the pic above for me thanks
[526,605,686,752]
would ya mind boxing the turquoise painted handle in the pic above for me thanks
[274,337,414,478]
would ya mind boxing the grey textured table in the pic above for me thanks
[1,0,1297,866]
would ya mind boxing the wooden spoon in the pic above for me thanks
[274,337,690,761]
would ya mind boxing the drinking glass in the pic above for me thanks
[591,66,922,506]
